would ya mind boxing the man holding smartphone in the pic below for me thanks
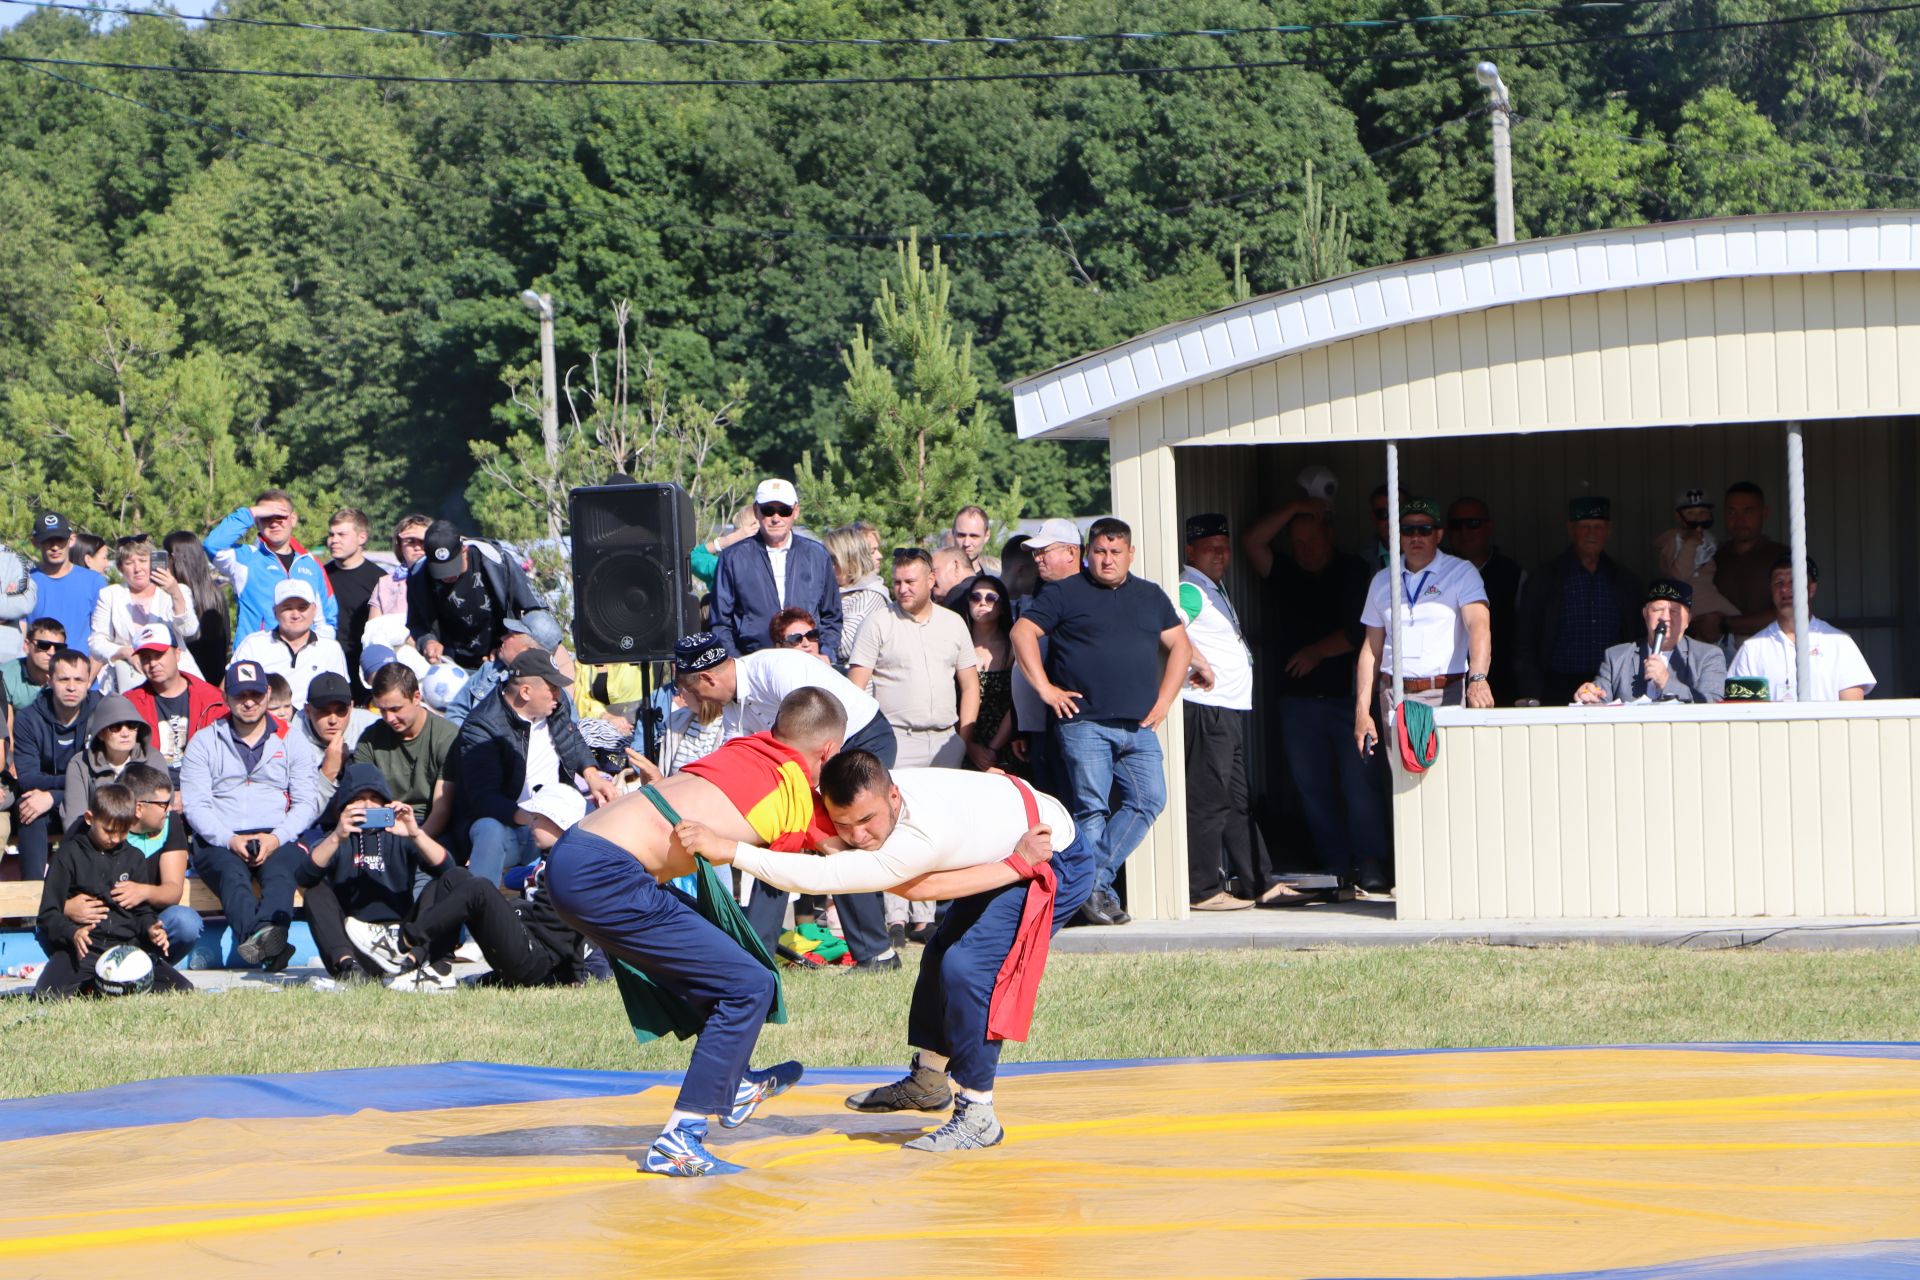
[181,660,322,969]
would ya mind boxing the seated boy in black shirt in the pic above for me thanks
[35,782,194,997]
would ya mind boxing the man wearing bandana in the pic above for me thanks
[1575,579,1727,704]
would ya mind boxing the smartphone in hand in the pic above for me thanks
[361,806,395,830]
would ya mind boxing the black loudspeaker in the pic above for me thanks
[568,482,697,664]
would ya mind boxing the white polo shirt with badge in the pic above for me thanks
[1359,550,1489,679]
[1177,566,1253,711]
[1727,618,1875,702]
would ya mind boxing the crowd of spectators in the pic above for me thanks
[7,466,1872,996]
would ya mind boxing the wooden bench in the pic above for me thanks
[0,879,274,921]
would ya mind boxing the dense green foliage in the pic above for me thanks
[0,0,1910,542]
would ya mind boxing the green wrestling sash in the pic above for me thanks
[612,784,788,1045]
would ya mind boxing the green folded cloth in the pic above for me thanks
[612,786,788,1045]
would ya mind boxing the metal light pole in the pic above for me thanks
[519,289,563,546]
[1475,62,1515,246]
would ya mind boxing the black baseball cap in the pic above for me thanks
[32,511,70,544]
[507,648,571,688]
[424,520,465,582]
[305,672,352,708]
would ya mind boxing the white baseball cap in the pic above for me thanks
[1298,464,1339,503]
[1025,518,1082,551]
[754,478,798,508]
[273,578,316,607]
[131,622,175,653]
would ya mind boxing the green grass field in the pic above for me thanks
[3,945,1916,1100]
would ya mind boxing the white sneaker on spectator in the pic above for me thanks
[345,918,413,975]
[452,938,486,965]
[386,959,457,993]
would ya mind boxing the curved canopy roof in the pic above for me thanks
[1008,211,1920,441]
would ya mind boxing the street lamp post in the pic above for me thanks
[1475,62,1515,246]
[519,289,563,547]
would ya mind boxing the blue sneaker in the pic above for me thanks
[721,1060,804,1129]
[643,1120,745,1177]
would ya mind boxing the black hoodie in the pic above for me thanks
[293,761,445,923]
[38,826,157,950]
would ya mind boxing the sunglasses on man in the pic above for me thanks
[1447,517,1486,531]
[30,638,61,652]
[1400,524,1440,538]
[779,628,822,647]
[757,503,794,518]
[1371,507,1389,522]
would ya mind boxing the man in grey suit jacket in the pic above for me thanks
[1575,579,1726,704]
[710,478,845,663]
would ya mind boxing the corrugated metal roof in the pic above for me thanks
[1009,211,1920,441]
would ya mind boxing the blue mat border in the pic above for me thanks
[4,1040,1918,1143]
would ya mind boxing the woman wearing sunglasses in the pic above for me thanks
[768,607,830,664]
[962,576,1017,772]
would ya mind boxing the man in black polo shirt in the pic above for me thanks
[1012,516,1192,926]
[1241,499,1389,894]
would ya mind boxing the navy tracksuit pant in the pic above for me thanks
[544,828,776,1116]
[907,835,1093,1092]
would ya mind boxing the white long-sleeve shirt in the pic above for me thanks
[731,768,1074,895]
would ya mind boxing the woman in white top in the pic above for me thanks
[90,536,203,693]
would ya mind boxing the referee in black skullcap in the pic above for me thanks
[1574,578,1726,704]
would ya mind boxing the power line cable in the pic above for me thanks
[10,58,1484,242]
[4,3,1919,89]
[1512,111,1920,186]
[0,0,1666,50]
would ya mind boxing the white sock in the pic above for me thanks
[957,1086,994,1106]
[665,1108,704,1131]
[915,1050,950,1074]
[873,947,898,961]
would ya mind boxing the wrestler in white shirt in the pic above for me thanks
[676,767,1064,899]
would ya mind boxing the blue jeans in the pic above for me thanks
[1277,696,1390,888]
[159,904,204,965]
[1053,717,1168,899]
[467,818,539,886]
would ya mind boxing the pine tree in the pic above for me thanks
[799,231,1020,548]
[1286,161,1356,289]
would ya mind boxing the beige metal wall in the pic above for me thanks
[1392,706,1920,920]
[1125,271,1920,444]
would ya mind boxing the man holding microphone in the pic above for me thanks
[1575,579,1726,704]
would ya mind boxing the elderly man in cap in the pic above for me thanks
[711,477,845,662]
[1516,496,1640,706]
[181,659,323,968]
[1575,580,1727,704]
[453,648,620,885]
[1727,556,1875,701]
[673,630,900,969]
[231,578,350,707]
[1177,513,1267,911]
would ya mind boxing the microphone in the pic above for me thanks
[1650,620,1668,654]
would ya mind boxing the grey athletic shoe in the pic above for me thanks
[345,917,414,975]
[903,1097,1004,1152]
[844,1053,953,1114]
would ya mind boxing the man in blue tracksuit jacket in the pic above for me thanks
[205,490,337,643]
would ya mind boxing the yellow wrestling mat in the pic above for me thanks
[5,1047,1920,1279]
